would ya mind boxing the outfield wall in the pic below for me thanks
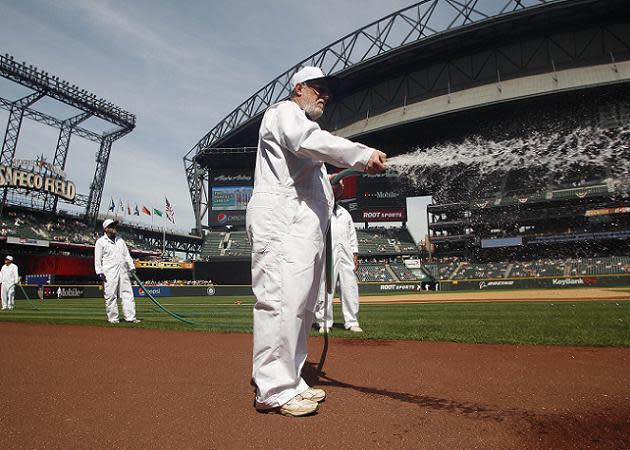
[15,274,630,300]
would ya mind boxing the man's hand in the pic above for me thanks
[353,254,359,271]
[98,273,107,283]
[366,150,386,175]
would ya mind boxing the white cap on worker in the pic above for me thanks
[291,66,327,90]
[5,255,13,261]
[102,219,118,230]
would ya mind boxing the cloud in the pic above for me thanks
[0,0,431,239]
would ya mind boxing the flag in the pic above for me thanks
[165,197,175,223]
[127,202,132,215]
[153,208,163,217]
[142,206,151,216]
[134,205,140,216]
[108,198,115,212]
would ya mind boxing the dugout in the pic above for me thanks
[194,260,252,285]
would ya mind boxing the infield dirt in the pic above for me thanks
[0,322,628,449]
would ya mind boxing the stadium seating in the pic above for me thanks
[355,227,419,255]
[224,232,252,257]
[509,259,566,277]
[389,263,428,281]
[453,261,510,280]
[356,264,395,282]
[201,231,251,259]
[200,232,226,259]
[422,258,461,280]
[420,256,630,280]
[568,256,630,276]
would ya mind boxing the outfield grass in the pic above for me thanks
[1,296,629,346]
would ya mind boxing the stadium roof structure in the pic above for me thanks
[185,0,630,231]
[0,53,135,223]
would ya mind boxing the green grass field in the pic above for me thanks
[1,295,629,346]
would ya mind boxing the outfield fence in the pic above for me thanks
[14,274,630,300]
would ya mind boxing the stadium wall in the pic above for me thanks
[15,275,630,300]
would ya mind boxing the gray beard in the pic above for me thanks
[304,102,323,121]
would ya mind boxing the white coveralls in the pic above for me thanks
[0,263,19,310]
[315,204,360,329]
[94,235,137,322]
[247,100,375,409]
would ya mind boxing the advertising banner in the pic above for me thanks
[440,275,630,291]
[42,286,85,299]
[357,173,406,208]
[135,260,194,270]
[7,236,50,247]
[481,237,523,248]
[362,208,407,221]
[209,170,254,227]
[133,286,172,297]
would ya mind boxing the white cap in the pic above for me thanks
[291,66,330,90]
[5,255,12,261]
[102,219,118,230]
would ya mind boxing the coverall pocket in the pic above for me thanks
[251,241,282,313]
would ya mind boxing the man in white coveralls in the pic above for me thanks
[246,66,386,417]
[1,255,19,310]
[94,219,140,324]
[315,182,363,334]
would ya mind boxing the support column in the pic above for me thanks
[0,91,45,211]
[85,128,129,224]
[43,111,92,212]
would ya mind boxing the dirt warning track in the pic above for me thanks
[0,322,629,449]
[357,287,630,304]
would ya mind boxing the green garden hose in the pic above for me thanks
[17,284,39,310]
[131,272,233,328]
[319,168,363,374]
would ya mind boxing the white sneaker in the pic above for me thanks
[348,326,363,333]
[1,308,6,311]
[300,387,326,403]
[126,319,141,323]
[279,395,318,417]
[318,327,330,334]
[108,319,119,324]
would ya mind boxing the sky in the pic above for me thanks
[0,0,431,241]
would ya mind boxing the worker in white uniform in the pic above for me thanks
[94,219,140,324]
[247,66,386,417]
[315,182,363,333]
[1,255,19,310]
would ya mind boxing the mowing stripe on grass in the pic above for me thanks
[1,297,629,346]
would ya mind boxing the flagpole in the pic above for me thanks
[162,208,166,257]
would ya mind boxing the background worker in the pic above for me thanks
[94,219,140,324]
[0,255,19,311]
[247,66,386,417]
[315,181,363,333]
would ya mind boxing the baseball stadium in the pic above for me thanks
[1,0,630,448]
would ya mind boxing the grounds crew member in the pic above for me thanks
[0,255,19,310]
[94,219,140,324]
[315,182,363,333]
[247,66,386,417]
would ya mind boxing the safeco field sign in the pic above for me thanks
[0,164,76,201]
